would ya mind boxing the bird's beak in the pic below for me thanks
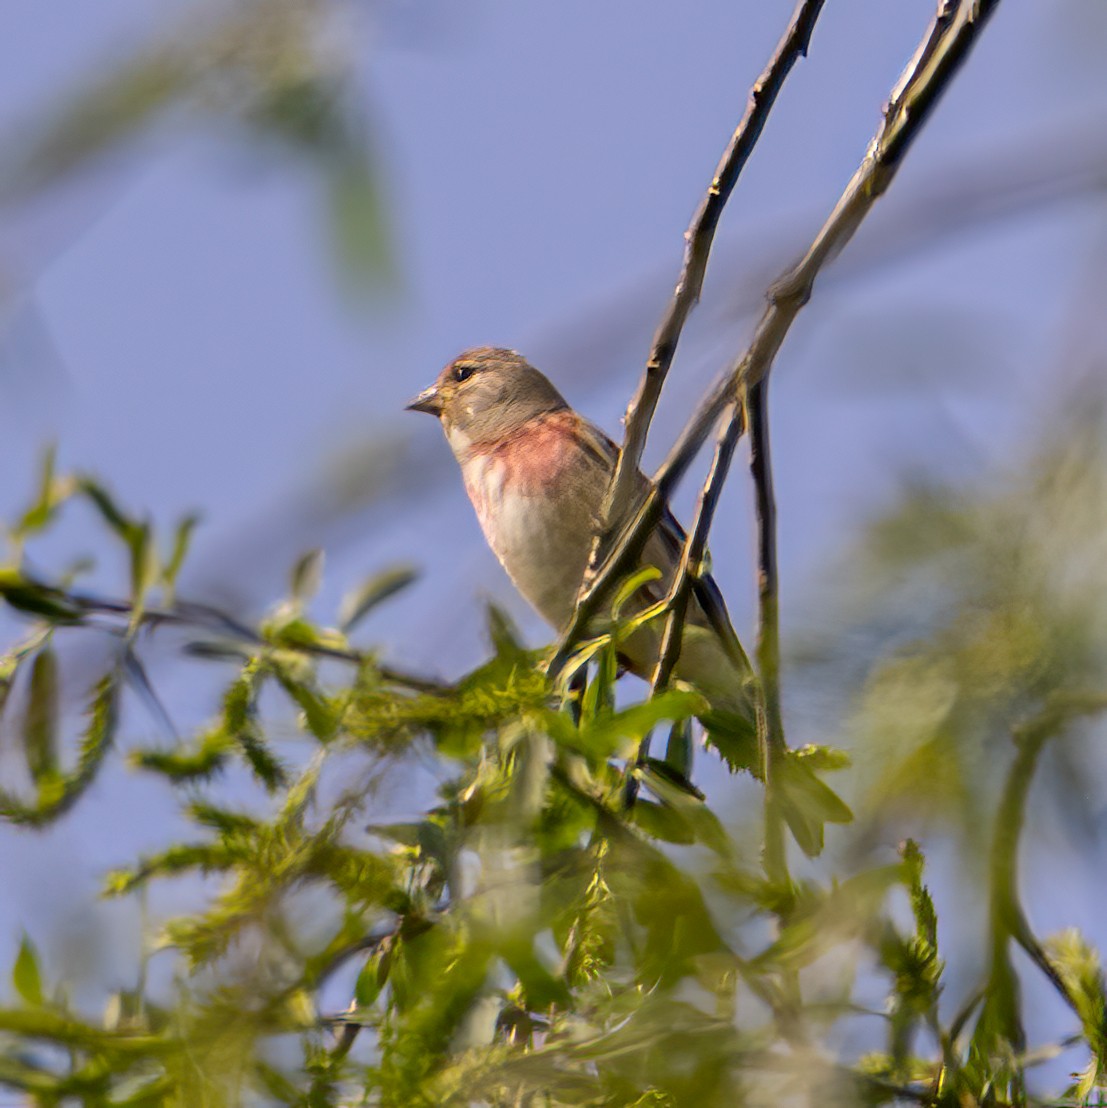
[406,385,442,417]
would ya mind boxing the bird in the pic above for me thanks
[407,346,757,737]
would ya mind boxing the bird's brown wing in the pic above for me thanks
[576,418,751,678]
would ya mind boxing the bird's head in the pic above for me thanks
[406,347,568,454]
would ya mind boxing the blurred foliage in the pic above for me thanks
[0,0,390,289]
[1,1,1105,1104]
[0,384,1105,1108]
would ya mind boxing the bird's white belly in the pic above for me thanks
[464,456,593,629]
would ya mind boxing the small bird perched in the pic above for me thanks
[407,347,756,729]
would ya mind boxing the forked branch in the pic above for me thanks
[548,0,829,678]
[655,0,1003,490]
[550,0,1004,683]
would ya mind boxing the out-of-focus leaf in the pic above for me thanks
[486,603,526,663]
[541,689,702,764]
[502,941,572,1010]
[219,662,287,789]
[289,548,325,605]
[754,865,904,973]
[0,668,118,826]
[793,743,851,773]
[0,633,47,730]
[368,819,449,870]
[776,754,853,857]
[77,477,138,542]
[338,565,417,633]
[641,756,704,800]
[5,53,189,197]
[354,942,392,1009]
[328,152,392,287]
[250,76,346,152]
[22,646,59,785]
[585,690,703,757]
[161,512,200,599]
[611,566,663,622]
[632,799,696,845]
[636,763,729,856]
[14,447,74,538]
[1045,928,1107,1087]
[131,727,231,781]
[77,478,156,608]
[701,707,759,773]
[12,935,44,1006]
[128,520,156,608]
[0,568,83,623]
[664,718,694,779]
[579,638,618,726]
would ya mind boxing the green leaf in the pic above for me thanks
[0,669,119,827]
[15,446,71,537]
[367,820,448,869]
[130,726,231,781]
[632,799,695,845]
[635,764,729,856]
[664,718,693,779]
[776,754,853,857]
[584,690,703,758]
[289,548,325,605]
[77,476,137,541]
[611,566,662,621]
[701,707,759,773]
[793,743,851,773]
[901,839,937,950]
[328,151,392,288]
[641,757,704,800]
[503,941,572,1010]
[274,665,341,745]
[0,568,83,623]
[579,639,618,726]
[128,519,156,607]
[12,934,43,1005]
[486,604,525,661]
[754,865,904,972]
[22,646,59,784]
[338,565,417,632]
[1045,928,1107,1072]
[161,512,199,597]
[354,943,392,1009]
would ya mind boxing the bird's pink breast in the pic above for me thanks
[461,410,580,516]
[457,410,598,626]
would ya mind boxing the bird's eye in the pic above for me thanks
[453,363,475,383]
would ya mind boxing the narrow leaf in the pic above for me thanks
[290,548,325,604]
[12,935,43,1006]
[338,565,417,632]
[22,647,59,784]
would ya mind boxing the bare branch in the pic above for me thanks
[748,378,787,881]
[650,402,746,699]
[549,0,1006,682]
[548,0,828,679]
[657,0,1003,490]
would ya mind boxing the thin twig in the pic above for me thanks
[748,378,789,884]
[650,401,746,697]
[548,0,828,680]
[984,694,1107,1029]
[625,401,745,786]
[655,0,1003,493]
[7,579,447,692]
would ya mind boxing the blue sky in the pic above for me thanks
[0,0,1105,1089]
